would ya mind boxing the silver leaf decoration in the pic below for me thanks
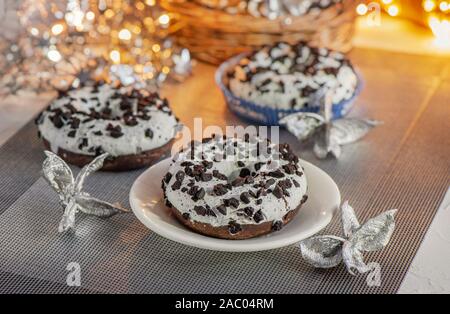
[281,88,382,159]
[279,113,324,141]
[43,151,73,198]
[42,151,128,233]
[300,236,345,268]
[331,119,383,145]
[58,199,78,233]
[299,201,397,278]
[350,209,397,252]
[74,153,109,193]
[76,194,128,218]
[341,201,360,238]
[342,242,371,275]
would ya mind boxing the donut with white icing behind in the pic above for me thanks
[162,135,308,239]
[36,83,180,171]
[228,41,358,110]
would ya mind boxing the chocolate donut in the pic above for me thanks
[228,41,358,110]
[162,135,308,239]
[36,84,180,171]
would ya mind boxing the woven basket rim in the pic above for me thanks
[161,0,356,33]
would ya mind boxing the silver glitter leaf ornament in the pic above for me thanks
[42,151,128,233]
[279,113,324,141]
[43,151,74,198]
[342,242,371,275]
[351,209,397,252]
[342,200,360,238]
[75,194,127,218]
[299,201,397,276]
[300,236,344,268]
[280,89,382,159]
[74,153,110,193]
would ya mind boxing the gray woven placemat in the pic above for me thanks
[0,106,448,294]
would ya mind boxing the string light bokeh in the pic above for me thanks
[356,0,450,46]
[0,0,192,95]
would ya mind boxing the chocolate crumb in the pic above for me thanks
[213,184,229,196]
[272,186,284,199]
[217,205,227,215]
[171,181,182,191]
[253,210,264,223]
[240,192,251,204]
[272,221,283,231]
[182,213,190,220]
[301,195,308,204]
[228,221,242,234]
[145,128,154,139]
[193,188,206,201]
[194,206,207,216]
[175,171,185,183]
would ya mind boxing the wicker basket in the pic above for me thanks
[161,0,358,64]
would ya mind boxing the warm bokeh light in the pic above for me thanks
[47,49,62,62]
[429,16,450,47]
[51,24,64,36]
[118,29,132,40]
[136,2,146,10]
[382,0,393,4]
[424,0,436,12]
[109,50,121,63]
[356,4,368,15]
[387,4,400,16]
[158,14,170,25]
[162,66,170,74]
[30,27,39,36]
[152,44,161,53]
[104,9,115,19]
[86,11,95,21]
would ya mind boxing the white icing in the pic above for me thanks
[163,137,308,228]
[229,42,358,110]
[37,84,178,157]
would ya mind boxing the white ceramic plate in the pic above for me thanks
[130,158,340,252]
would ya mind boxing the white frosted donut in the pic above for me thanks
[36,84,179,158]
[162,135,308,239]
[229,41,358,110]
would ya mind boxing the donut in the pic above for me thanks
[36,84,179,171]
[162,135,308,239]
[228,41,358,110]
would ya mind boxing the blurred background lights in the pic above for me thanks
[356,4,368,16]
[47,49,62,62]
[51,24,64,36]
[387,5,400,16]
[158,14,170,25]
[118,28,132,40]
[86,11,95,21]
[424,0,437,12]
[109,50,121,64]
